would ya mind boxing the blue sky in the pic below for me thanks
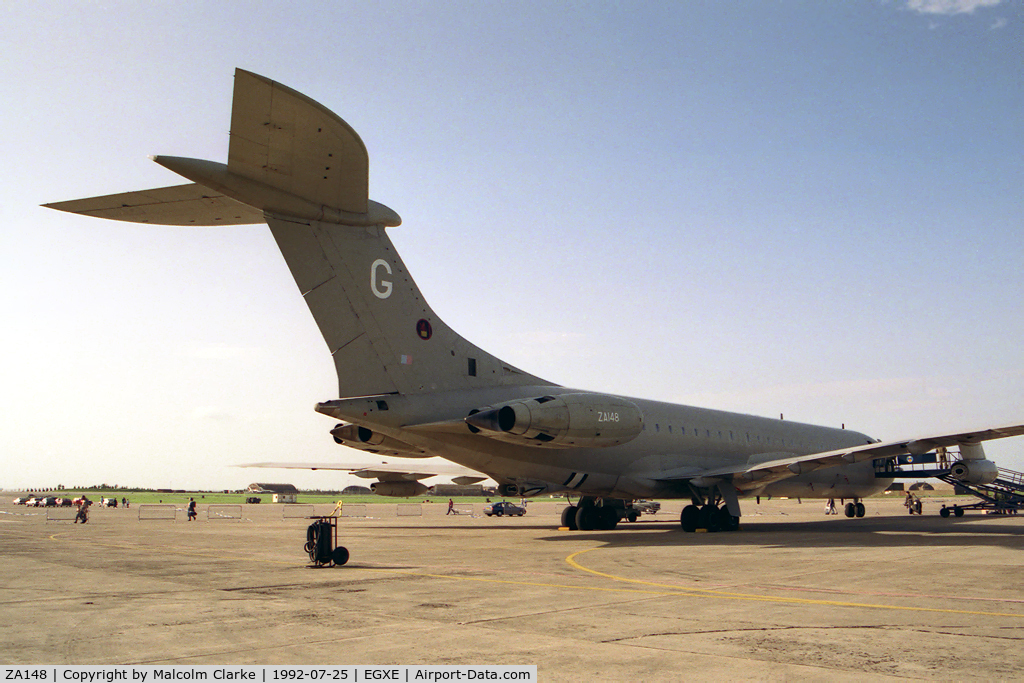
[2,0,1021,490]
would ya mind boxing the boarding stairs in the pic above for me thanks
[873,450,1024,515]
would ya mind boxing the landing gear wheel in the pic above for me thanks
[332,546,349,566]
[575,504,598,531]
[627,511,638,523]
[699,505,721,532]
[561,505,578,530]
[717,507,740,532]
[954,506,964,518]
[939,506,950,518]
[855,502,866,518]
[844,502,856,518]
[597,506,619,530]
[680,505,699,532]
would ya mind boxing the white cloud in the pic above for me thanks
[905,0,1002,15]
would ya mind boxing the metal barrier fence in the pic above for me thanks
[138,504,177,521]
[282,504,315,519]
[46,507,78,522]
[397,503,422,516]
[341,504,367,518]
[207,505,242,521]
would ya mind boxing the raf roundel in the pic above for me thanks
[416,319,433,340]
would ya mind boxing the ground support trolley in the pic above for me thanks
[304,515,349,567]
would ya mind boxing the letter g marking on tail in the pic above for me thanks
[371,259,393,299]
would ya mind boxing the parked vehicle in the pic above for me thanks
[621,499,661,522]
[484,501,525,517]
[12,497,28,505]
[245,497,262,504]
[633,500,661,514]
[39,497,58,507]
[100,498,118,507]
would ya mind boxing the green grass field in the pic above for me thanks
[8,489,515,506]
[9,486,971,507]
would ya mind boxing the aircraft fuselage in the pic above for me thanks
[315,385,884,501]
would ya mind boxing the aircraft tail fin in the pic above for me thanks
[45,69,550,398]
[227,69,369,216]
[229,69,549,396]
[266,213,548,397]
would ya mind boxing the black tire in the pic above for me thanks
[954,506,964,518]
[699,505,720,532]
[561,505,578,530]
[940,506,950,518]
[575,504,598,531]
[332,547,349,566]
[680,505,699,532]
[855,502,866,518]
[627,511,638,523]
[717,506,740,532]
[597,506,618,530]
[845,502,856,518]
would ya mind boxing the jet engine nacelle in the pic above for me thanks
[370,481,429,497]
[464,393,643,448]
[948,459,999,485]
[331,423,428,457]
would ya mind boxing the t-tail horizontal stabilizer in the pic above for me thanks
[45,68,552,400]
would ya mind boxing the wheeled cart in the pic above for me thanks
[304,516,349,567]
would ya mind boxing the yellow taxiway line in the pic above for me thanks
[565,546,1024,619]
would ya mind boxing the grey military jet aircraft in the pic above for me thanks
[46,70,1024,532]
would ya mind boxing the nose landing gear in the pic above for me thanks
[843,499,866,518]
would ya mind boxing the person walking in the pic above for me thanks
[447,498,454,515]
[187,497,197,521]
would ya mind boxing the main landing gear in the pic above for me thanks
[561,497,621,531]
[679,502,739,533]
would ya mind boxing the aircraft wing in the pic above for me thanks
[660,423,1024,492]
[239,459,490,485]
[43,183,265,225]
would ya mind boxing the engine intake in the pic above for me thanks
[331,423,426,457]
[465,393,643,448]
[948,459,998,485]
